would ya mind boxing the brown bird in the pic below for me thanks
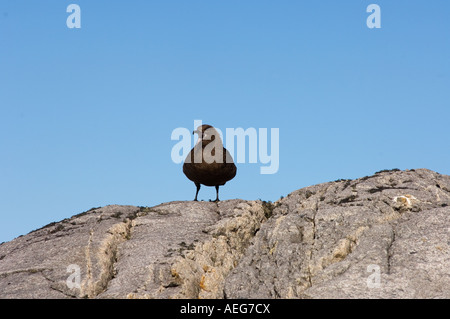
[183,124,237,202]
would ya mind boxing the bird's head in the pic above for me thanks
[193,124,221,146]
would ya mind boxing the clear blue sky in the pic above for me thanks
[1,1,449,243]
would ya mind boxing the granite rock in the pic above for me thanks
[1,169,449,298]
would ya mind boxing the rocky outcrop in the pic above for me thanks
[1,169,449,298]
[225,168,450,298]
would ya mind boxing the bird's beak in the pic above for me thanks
[193,130,200,135]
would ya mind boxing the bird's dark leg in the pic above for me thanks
[194,183,201,201]
[214,185,220,202]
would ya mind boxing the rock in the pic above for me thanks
[0,168,449,298]
[0,200,267,299]
[224,168,450,298]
